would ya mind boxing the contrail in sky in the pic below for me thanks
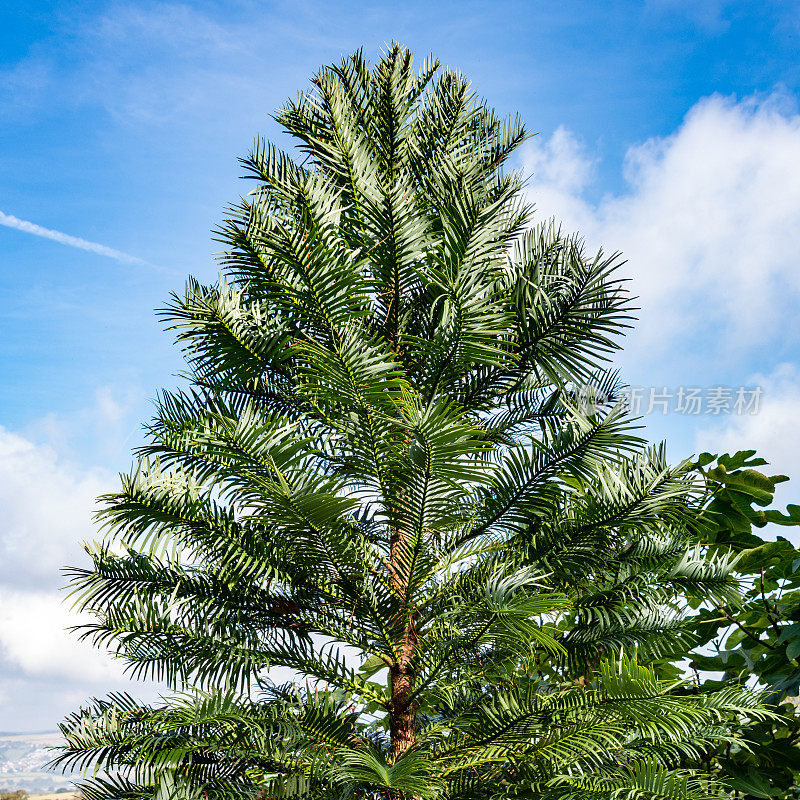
[0,210,155,267]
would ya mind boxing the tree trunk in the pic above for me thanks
[389,661,417,760]
[389,518,418,761]
[389,613,418,759]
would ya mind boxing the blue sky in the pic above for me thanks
[1,0,800,732]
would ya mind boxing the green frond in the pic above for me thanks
[57,44,771,800]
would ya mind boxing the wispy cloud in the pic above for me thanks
[0,210,155,267]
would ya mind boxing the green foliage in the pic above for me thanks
[686,451,800,798]
[56,46,787,800]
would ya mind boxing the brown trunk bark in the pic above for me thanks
[389,661,417,760]
[387,309,416,765]
[388,516,417,762]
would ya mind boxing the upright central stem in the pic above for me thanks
[387,309,417,763]
[389,520,418,761]
[389,618,418,760]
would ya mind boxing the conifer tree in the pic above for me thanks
[57,46,768,800]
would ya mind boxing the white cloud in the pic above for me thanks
[27,383,145,464]
[0,210,156,267]
[521,91,800,357]
[0,590,127,684]
[644,0,738,32]
[695,363,800,498]
[0,427,107,589]
[4,4,300,130]
[0,424,166,729]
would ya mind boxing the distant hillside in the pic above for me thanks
[0,733,75,793]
